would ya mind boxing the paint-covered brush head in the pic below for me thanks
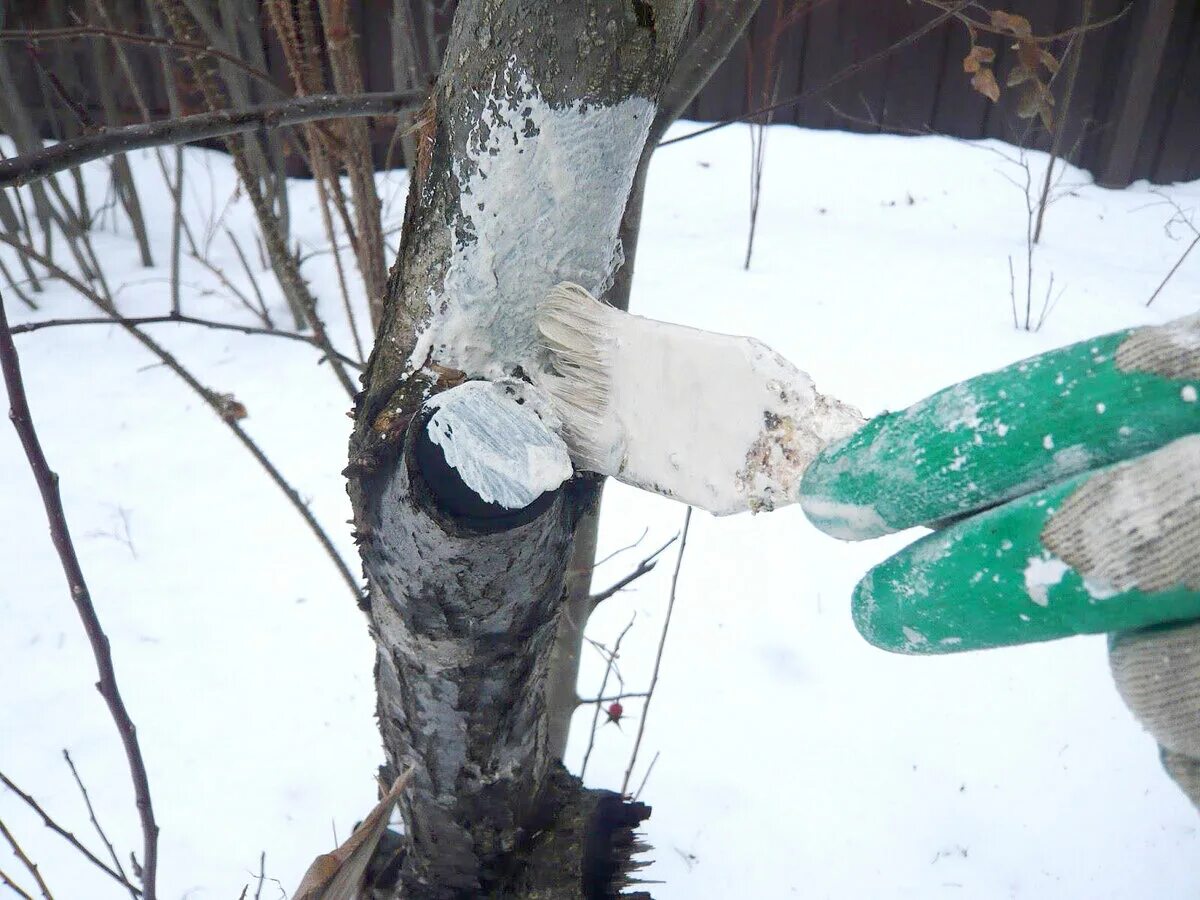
[536,282,865,515]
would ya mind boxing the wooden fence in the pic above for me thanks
[700,0,1200,188]
[4,0,1199,187]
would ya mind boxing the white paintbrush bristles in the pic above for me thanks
[536,282,865,515]
[535,283,615,472]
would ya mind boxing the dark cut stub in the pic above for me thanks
[411,380,573,530]
[413,413,557,526]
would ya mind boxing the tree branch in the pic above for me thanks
[579,615,637,780]
[659,1,967,147]
[622,506,692,795]
[0,818,52,900]
[62,751,138,900]
[0,294,157,899]
[653,0,766,141]
[589,533,678,608]
[0,241,363,604]
[0,770,139,896]
[11,313,363,369]
[0,25,278,90]
[0,866,35,900]
[0,92,425,188]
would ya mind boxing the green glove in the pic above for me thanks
[801,313,1200,807]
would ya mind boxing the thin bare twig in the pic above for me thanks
[10,313,363,369]
[633,750,660,801]
[0,257,35,310]
[0,243,363,604]
[622,506,692,794]
[169,149,185,314]
[222,227,273,328]
[1008,255,1018,329]
[589,527,649,569]
[1147,232,1200,307]
[590,534,678,608]
[577,691,650,705]
[253,851,266,900]
[0,293,157,898]
[660,3,967,147]
[653,0,766,141]
[0,866,34,900]
[185,248,277,331]
[1033,2,1092,244]
[1146,191,1200,308]
[0,92,425,189]
[0,770,138,894]
[1,814,55,899]
[920,0,1128,43]
[579,615,638,780]
[62,751,137,900]
[0,25,278,90]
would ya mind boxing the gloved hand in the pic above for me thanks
[800,314,1200,809]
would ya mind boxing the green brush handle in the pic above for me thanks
[851,469,1200,653]
[801,324,1200,654]
[801,329,1199,540]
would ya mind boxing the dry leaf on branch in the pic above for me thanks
[991,10,1033,37]
[962,44,995,74]
[971,67,1001,102]
[293,768,415,900]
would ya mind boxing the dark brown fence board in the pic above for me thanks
[1136,0,1197,179]
[782,6,812,127]
[1079,0,1142,174]
[796,0,843,130]
[827,0,893,131]
[930,10,990,139]
[1154,12,1200,184]
[1100,0,1179,185]
[878,3,947,134]
[1051,0,1107,170]
[4,0,1200,188]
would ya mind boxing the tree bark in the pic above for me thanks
[348,1,692,895]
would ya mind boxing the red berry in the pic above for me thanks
[606,701,623,722]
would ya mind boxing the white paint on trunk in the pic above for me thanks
[537,283,865,515]
[425,381,572,509]
[410,61,655,380]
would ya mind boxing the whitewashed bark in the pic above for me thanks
[348,1,693,895]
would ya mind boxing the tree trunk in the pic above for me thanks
[347,2,692,896]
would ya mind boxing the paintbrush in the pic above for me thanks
[535,282,864,515]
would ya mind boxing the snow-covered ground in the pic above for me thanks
[1,121,1198,898]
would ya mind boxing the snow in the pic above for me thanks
[2,119,1199,899]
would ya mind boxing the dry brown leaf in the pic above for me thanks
[1039,48,1061,74]
[991,10,1033,37]
[1016,87,1042,119]
[294,767,415,900]
[1016,38,1042,71]
[962,44,995,74]
[1006,65,1035,87]
[971,68,1001,103]
[214,392,248,423]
